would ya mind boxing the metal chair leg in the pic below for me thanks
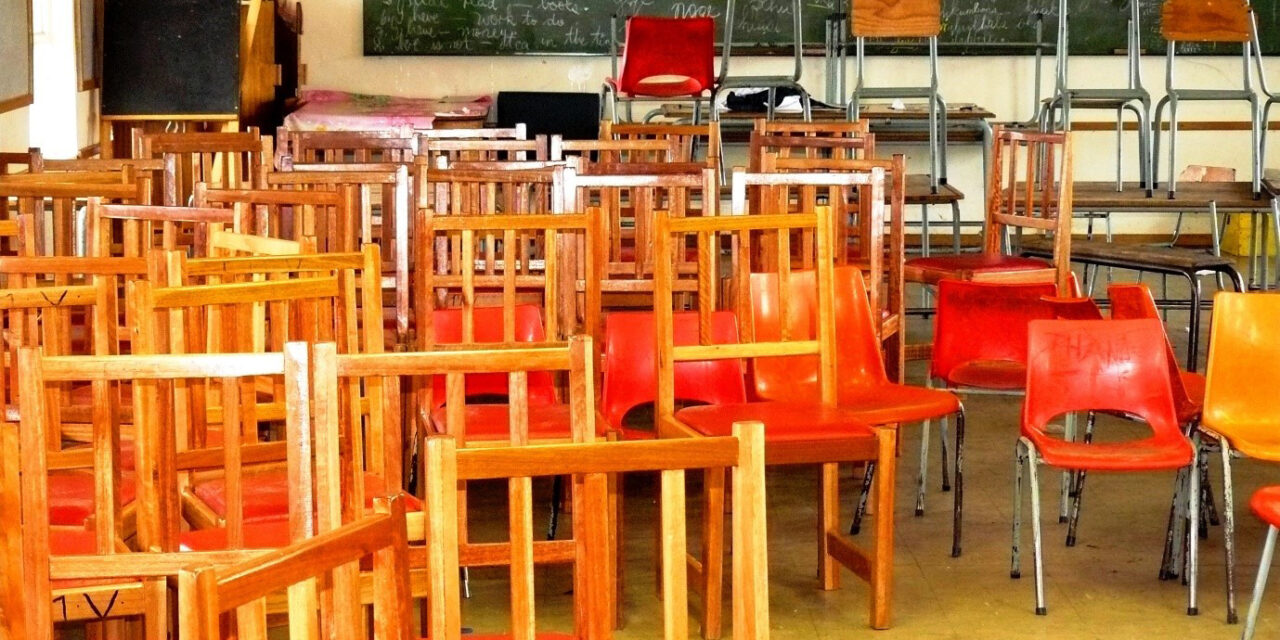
[939,414,951,492]
[1161,466,1188,580]
[1242,526,1278,640]
[1012,441,1025,579]
[1060,412,1077,523]
[916,415,931,517]
[850,461,875,535]
[1027,441,1048,615]
[952,407,966,558]
[1222,439,1239,624]
[1189,432,1202,616]
[1066,412,1096,547]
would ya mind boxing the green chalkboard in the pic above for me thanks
[363,0,1280,56]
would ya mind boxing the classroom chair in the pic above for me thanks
[602,16,716,123]
[713,0,812,121]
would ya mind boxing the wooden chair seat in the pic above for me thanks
[48,471,137,526]
[429,403,575,442]
[191,469,420,523]
[903,254,1054,285]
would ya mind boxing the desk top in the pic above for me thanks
[1070,181,1272,211]
[905,176,965,204]
[660,102,995,122]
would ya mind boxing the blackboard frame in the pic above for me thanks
[0,0,34,115]
[76,0,101,91]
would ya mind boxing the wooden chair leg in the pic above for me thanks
[698,467,725,640]
[819,462,842,591]
[870,426,897,630]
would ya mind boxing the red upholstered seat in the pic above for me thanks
[1251,486,1280,527]
[179,518,293,552]
[430,403,574,441]
[48,471,137,526]
[677,401,874,442]
[192,470,419,522]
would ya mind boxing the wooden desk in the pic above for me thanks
[659,102,995,144]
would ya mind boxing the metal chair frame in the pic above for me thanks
[711,0,812,122]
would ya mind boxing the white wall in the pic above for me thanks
[0,108,30,152]
[306,0,1280,235]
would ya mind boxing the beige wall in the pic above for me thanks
[0,106,30,152]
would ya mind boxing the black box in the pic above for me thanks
[497,92,600,141]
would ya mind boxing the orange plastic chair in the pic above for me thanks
[1241,485,1280,639]
[1041,296,1104,320]
[600,310,746,439]
[932,280,1059,392]
[1198,292,1280,625]
[1012,319,1196,616]
[602,16,716,122]
[749,266,965,556]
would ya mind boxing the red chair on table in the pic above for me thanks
[1012,318,1198,616]
[749,266,966,556]
[601,16,716,123]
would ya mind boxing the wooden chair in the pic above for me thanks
[193,182,352,250]
[0,179,152,257]
[281,127,417,166]
[423,420,768,639]
[417,123,527,142]
[418,137,548,168]
[86,199,247,259]
[8,346,309,638]
[902,126,1074,360]
[654,190,897,631]
[599,120,721,169]
[265,166,412,342]
[748,128,875,172]
[565,167,716,309]
[176,495,412,640]
[755,154,908,380]
[139,130,272,206]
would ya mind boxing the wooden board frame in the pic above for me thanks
[76,0,101,91]
[0,0,34,114]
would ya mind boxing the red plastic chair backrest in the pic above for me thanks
[931,279,1058,380]
[600,310,746,429]
[618,16,716,95]
[1024,319,1183,443]
[1108,282,1198,414]
[430,305,557,406]
[1041,296,1105,320]
[749,266,888,402]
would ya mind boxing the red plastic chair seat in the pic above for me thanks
[677,401,874,442]
[1028,431,1194,471]
[1250,486,1280,527]
[838,383,962,425]
[49,471,137,526]
[906,254,1053,284]
[1178,370,1206,422]
[944,359,1026,390]
[430,403,574,441]
[179,518,293,552]
[607,75,707,98]
[193,470,420,521]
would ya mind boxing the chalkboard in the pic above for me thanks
[76,0,100,91]
[0,0,33,114]
[102,0,240,116]
[364,0,1280,56]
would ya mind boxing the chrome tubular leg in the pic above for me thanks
[952,407,966,558]
[1242,526,1278,640]
[1012,441,1025,579]
[1188,433,1201,616]
[1028,444,1047,615]
[939,414,951,492]
[1059,412,1076,523]
[1222,441,1239,624]
[916,416,931,517]
[1161,467,1188,580]
[850,461,875,536]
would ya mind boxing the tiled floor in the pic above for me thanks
[457,268,1280,638]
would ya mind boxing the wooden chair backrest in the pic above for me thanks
[176,496,413,640]
[194,183,352,250]
[566,168,716,304]
[0,177,153,256]
[30,154,166,175]
[550,137,678,165]
[417,123,527,141]
[86,199,245,258]
[417,162,567,219]
[266,167,412,342]
[12,346,307,636]
[654,173,884,431]
[419,136,548,166]
[599,120,721,167]
[757,154,907,342]
[139,130,271,206]
[415,212,595,350]
[284,127,417,165]
[0,150,34,175]
[1161,0,1252,42]
[987,126,1074,293]
[748,130,875,172]
[423,420,768,639]
[850,0,942,38]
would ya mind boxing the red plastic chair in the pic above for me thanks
[749,266,966,556]
[1041,296,1104,320]
[602,16,716,122]
[600,310,746,439]
[1012,318,1196,616]
[933,280,1059,391]
[1108,283,1204,424]
[1241,485,1280,638]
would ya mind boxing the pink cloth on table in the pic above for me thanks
[282,90,492,132]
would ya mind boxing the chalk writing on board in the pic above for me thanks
[363,0,1280,56]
